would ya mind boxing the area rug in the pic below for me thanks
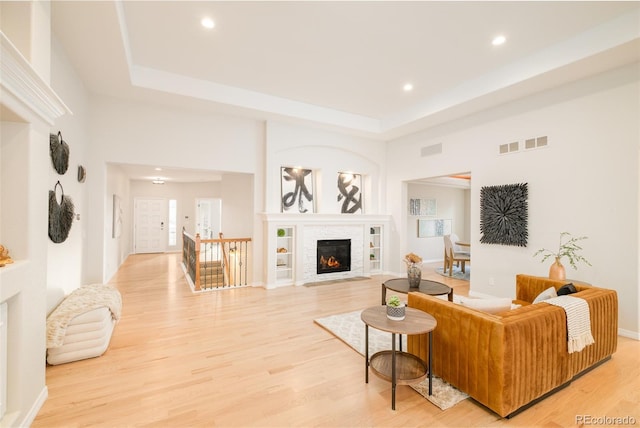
[435,265,470,281]
[314,310,468,410]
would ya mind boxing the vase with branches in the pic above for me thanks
[533,232,591,280]
[403,252,423,287]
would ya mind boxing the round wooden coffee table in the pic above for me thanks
[382,278,453,305]
[361,305,437,410]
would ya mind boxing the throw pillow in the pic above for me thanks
[557,283,577,296]
[533,286,557,303]
[458,296,513,314]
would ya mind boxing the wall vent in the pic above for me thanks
[501,136,548,155]
[499,142,519,155]
[421,143,443,157]
[525,135,548,150]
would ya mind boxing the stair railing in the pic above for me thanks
[182,229,252,291]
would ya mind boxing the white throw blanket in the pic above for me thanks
[545,295,594,353]
[46,284,122,348]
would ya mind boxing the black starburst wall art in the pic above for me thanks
[480,183,528,247]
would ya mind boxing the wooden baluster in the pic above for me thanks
[219,233,231,287]
[194,233,201,291]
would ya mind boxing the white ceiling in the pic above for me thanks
[51,1,640,181]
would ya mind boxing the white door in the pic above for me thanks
[134,198,168,253]
[195,198,222,239]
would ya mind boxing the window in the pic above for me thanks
[168,199,177,246]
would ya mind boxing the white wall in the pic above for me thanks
[48,37,88,295]
[387,64,640,336]
[0,3,54,425]
[104,164,130,282]
[406,183,469,262]
[220,173,254,238]
[264,121,387,215]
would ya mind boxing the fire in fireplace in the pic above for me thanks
[317,239,351,274]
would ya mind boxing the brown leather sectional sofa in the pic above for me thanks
[407,274,618,417]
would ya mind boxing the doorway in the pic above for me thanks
[196,198,222,260]
[134,198,168,253]
[406,173,471,263]
[195,198,222,240]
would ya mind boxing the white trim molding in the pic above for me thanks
[0,31,71,125]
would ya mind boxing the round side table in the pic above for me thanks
[361,305,437,410]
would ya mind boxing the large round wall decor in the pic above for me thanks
[480,182,528,247]
[48,181,75,243]
[49,131,70,175]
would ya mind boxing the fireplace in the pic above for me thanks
[317,239,351,274]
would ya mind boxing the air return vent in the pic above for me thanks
[500,136,548,155]
[499,142,519,155]
[525,136,548,150]
[421,143,443,157]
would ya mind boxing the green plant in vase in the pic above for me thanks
[533,232,591,280]
[386,295,405,321]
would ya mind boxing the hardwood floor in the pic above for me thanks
[34,254,639,427]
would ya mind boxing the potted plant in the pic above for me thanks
[386,295,405,321]
[533,232,591,280]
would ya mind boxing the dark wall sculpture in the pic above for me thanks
[49,131,69,175]
[480,183,528,247]
[48,181,74,243]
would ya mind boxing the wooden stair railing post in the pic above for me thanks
[194,233,201,291]
[219,232,232,286]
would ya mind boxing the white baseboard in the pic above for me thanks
[14,386,47,428]
[618,328,640,340]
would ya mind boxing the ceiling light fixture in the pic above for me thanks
[154,167,162,171]
[492,35,506,46]
[152,178,165,185]
[403,83,413,92]
[201,17,215,29]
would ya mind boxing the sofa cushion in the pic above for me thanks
[458,296,513,314]
[533,286,557,303]
[557,283,577,296]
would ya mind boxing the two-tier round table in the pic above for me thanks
[361,305,437,410]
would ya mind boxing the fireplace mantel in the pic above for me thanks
[262,213,392,225]
[262,213,391,287]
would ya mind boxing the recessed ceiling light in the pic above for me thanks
[403,83,414,92]
[492,35,506,46]
[201,17,215,29]
[154,167,162,171]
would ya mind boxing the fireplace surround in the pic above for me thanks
[264,213,391,287]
